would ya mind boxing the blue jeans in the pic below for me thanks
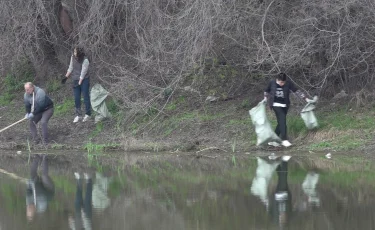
[75,179,93,226]
[73,78,91,116]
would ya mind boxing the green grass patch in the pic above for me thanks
[0,92,15,106]
[308,141,333,151]
[54,99,75,116]
[46,79,61,93]
[319,109,375,130]
[287,115,307,137]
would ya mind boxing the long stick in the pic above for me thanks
[0,168,27,184]
[0,117,27,133]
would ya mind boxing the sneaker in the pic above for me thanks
[73,116,81,123]
[282,155,291,162]
[268,152,278,160]
[82,114,90,122]
[281,140,292,147]
[84,173,91,180]
[275,191,288,201]
[268,141,281,147]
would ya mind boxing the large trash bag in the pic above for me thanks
[92,172,111,210]
[301,96,318,130]
[90,84,111,123]
[249,100,281,146]
[250,157,280,207]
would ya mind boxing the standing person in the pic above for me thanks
[264,73,311,147]
[26,154,55,221]
[64,47,92,123]
[24,82,54,144]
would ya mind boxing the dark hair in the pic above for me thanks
[276,72,287,81]
[74,47,86,64]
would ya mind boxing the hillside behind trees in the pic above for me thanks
[1,0,375,151]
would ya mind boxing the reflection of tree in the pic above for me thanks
[0,181,26,230]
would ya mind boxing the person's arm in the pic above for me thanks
[264,81,272,100]
[65,56,73,78]
[289,81,307,100]
[78,58,89,85]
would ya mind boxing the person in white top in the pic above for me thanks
[64,47,92,123]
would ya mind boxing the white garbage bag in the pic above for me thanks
[250,157,280,207]
[90,84,111,123]
[249,100,281,146]
[92,172,111,210]
[301,96,318,130]
[302,172,320,206]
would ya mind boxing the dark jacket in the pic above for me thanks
[24,86,54,115]
[264,79,305,108]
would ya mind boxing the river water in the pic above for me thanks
[0,150,373,230]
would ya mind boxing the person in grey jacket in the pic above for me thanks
[24,82,54,144]
[26,154,55,221]
[264,73,311,147]
[64,47,92,123]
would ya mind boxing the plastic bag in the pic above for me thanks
[249,100,281,146]
[301,96,318,130]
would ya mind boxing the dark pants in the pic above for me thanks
[30,155,55,192]
[30,107,54,144]
[75,178,93,226]
[270,161,292,226]
[73,78,91,116]
[276,161,289,192]
[272,106,289,140]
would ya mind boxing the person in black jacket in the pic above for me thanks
[24,82,54,144]
[264,73,311,147]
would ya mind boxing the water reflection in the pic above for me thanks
[68,172,93,229]
[250,155,323,229]
[301,171,320,210]
[26,154,55,221]
[1,151,375,229]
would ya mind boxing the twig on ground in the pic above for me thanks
[195,146,227,154]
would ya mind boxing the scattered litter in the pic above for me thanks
[16,151,22,155]
[325,153,331,159]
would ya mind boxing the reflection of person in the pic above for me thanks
[264,73,311,147]
[64,47,92,123]
[269,157,292,229]
[69,172,93,230]
[26,154,55,221]
[250,156,280,208]
[24,82,54,144]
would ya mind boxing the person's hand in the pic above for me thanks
[305,98,314,103]
[25,113,34,120]
[261,96,267,104]
[78,79,83,85]
[25,113,29,119]
[61,77,68,84]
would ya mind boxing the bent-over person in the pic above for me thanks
[24,82,54,144]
